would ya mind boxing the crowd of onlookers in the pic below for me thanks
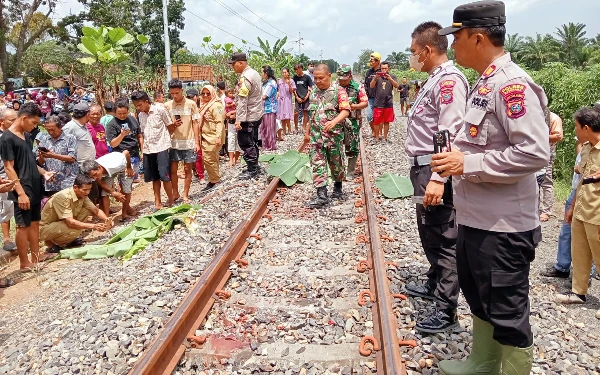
[0,62,323,288]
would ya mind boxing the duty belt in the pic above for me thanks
[407,154,433,167]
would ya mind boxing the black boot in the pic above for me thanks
[239,164,260,180]
[405,282,436,300]
[331,181,343,200]
[415,308,458,334]
[306,187,329,208]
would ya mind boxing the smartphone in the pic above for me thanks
[582,176,600,185]
[38,146,49,152]
[174,114,181,121]
[433,130,451,153]
[376,71,386,77]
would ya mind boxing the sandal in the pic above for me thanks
[0,278,15,288]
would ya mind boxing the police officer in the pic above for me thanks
[431,2,550,374]
[229,52,264,179]
[305,64,351,208]
[337,65,368,176]
[404,21,468,334]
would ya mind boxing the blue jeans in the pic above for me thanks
[367,97,375,123]
[555,189,576,272]
[555,189,597,276]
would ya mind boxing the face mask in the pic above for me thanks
[308,67,315,73]
[409,50,425,72]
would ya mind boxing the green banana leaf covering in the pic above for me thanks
[59,204,200,261]
[375,173,414,199]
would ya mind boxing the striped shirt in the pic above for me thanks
[138,104,171,154]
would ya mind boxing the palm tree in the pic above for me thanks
[521,33,560,70]
[252,36,288,61]
[590,34,600,50]
[385,51,408,70]
[555,22,588,67]
[505,33,524,63]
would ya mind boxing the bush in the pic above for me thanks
[532,63,600,184]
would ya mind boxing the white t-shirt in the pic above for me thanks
[97,152,126,177]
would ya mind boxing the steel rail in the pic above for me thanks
[359,134,407,375]
[129,144,303,375]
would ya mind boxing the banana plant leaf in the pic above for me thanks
[60,204,200,261]
[259,154,280,163]
[375,173,414,199]
[267,150,310,186]
[295,163,313,183]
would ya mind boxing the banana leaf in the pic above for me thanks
[267,150,310,186]
[59,204,200,261]
[295,163,313,183]
[259,154,280,163]
[375,173,414,199]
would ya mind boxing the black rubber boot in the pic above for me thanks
[306,187,329,208]
[331,181,343,200]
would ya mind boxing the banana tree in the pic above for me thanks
[78,25,149,108]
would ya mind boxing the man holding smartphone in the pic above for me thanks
[164,79,200,203]
[369,61,399,142]
[106,99,143,186]
[404,22,469,334]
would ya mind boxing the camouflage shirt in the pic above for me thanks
[340,80,368,120]
[308,82,352,127]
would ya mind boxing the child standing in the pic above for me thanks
[225,89,241,167]
[557,106,600,310]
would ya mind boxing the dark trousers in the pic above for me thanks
[238,118,261,167]
[410,165,459,310]
[457,225,541,348]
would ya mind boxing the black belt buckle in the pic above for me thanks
[413,156,418,166]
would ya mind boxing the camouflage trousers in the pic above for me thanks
[310,123,345,188]
[345,118,361,157]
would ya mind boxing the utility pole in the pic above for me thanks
[320,50,323,63]
[291,32,304,56]
[162,0,172,82]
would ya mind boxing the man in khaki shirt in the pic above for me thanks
[40,174,112,253]
[557,107,600,305]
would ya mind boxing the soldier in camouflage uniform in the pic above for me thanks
[305,64,351,208]
[337,64,368,176]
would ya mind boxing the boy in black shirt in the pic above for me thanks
[398,76,411,116]
[0,102,55,270]
[293,63,313,134]
[106,99,143,186]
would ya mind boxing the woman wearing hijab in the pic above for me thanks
[198,85,225,192]
[261,65,278,151]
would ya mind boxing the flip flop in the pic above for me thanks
[0,278,15,288]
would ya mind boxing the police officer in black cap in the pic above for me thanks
[431,1,550,374]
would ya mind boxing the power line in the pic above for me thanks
[234,0,294,38]
[185,9,260,48]
[212,0,282,40]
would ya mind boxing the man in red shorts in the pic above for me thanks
[369,61,399,142]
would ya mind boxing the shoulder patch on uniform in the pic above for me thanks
[469,125,479,137]
[500,84,527,119]
[439,80,456,105]
[478,85,492,96]
[483,65,496,77]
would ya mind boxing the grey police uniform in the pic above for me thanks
[405,61,468,312]
[452,52,550,348]
[232,54,264,171]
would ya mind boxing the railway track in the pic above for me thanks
[129,136,414,375]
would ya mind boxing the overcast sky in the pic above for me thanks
[54,0,600,65]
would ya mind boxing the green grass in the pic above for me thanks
[554,178,572,204]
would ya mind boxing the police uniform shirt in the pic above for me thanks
[235,66,264,123]
[453,53,550,233]
[405,61,468,183]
